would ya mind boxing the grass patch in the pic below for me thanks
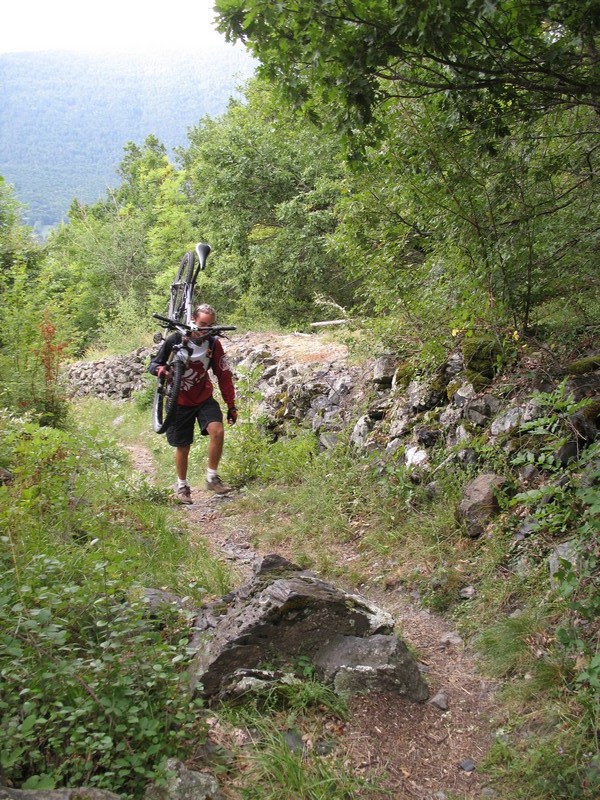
[214,672,386,800]
[236,723,378,800]
[483,706,600,799]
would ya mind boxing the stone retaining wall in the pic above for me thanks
[66,347,152,399]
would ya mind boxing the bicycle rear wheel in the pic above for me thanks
[169,251,195,323]
[152,360,184,434]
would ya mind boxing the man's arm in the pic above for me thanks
[147,333,177,375]
[211,338,236,411]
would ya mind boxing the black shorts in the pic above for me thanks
[166,397,223,447]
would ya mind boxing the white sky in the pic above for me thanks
[1,1,227,54]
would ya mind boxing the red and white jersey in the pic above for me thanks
[149,334,235,409]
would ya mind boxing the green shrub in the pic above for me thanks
[95,291,153,356]
[132,375,157,413]
[0,409,234,796]
[0,309,70,428]
[0,552,205,796]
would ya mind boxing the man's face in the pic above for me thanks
[191,312,215,341]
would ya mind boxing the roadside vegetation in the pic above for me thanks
[230,396,600,800]
[1,353,598,797]
[0,396,389,799]
[1,2,599,795]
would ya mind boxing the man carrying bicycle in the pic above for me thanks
[148,303,237,503]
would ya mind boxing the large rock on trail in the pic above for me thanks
[188,554,428,702]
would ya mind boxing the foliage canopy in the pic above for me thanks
[215,0,600,133]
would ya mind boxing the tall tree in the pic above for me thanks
[330,97,600,344]
[0,177,39,277]
[214,1,600,134]
[179,79,350,324]
[46,136,196,346]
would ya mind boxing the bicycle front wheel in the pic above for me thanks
[169,251,195,323]
[152,360,184,434]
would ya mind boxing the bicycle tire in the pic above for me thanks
[169,251,196,323]
[152,360,184,434]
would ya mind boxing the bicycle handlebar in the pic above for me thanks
[195,326,238,333]
[153,313,236,334]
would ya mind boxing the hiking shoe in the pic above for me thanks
[206,475,232,495]
[175,485,193,504]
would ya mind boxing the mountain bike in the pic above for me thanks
[151,243,236,434]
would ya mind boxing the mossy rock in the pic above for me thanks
[581,398,600,425]
[565,355,600,375]
[274,391,289,418]
[0,467,14,485]
[430,373,448,395]
[393,362,413,389]
[465,369,493,390]
[462,334,502,380]
[446,378,463,401]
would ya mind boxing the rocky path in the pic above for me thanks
[126,440,498,800]
[126,330,499,799]
[201,499,496,799]
[225,329,351,366]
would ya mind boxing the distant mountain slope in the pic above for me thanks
[0,47,255,233]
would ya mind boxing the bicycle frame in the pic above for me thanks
[167,242,211,325]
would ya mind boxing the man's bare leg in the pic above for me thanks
[205,421,231,493]
[174,444,193,503]
[175,444,191,480]
[206,421,224,470]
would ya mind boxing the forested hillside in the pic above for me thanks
[0,1,599,798]
[0,46,255,234]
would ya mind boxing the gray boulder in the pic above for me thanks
[373,355,397,386]
[405,446,429,469]
[490,406,523,437]
[313,633,428,700]
[443,353,464,379]
[388,403,412,437]
[142,588,197,613]
[144,759,223,800]
[456,473,507,537]
[350,415,373,448]
[406,379,444,412]
[439,405,462,428]
[463,395,501,426]
[447,423,471,447]
[490,401,540,437]
[188,555,426,703]
[451,382,476,408]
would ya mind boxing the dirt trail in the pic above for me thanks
[128,332,499,799]
[190,494,497,799]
